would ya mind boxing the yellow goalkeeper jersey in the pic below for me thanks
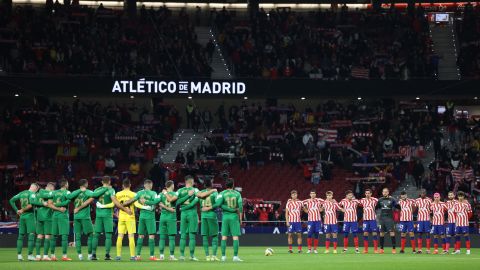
[115,189,136,221]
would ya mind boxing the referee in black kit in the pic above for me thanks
[377,188,398,253]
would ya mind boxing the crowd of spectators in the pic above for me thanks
[457,3,480,78]
[215,6,435,79]
[0,4,211,77]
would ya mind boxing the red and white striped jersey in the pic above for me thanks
[454,200,472,227]
[445,199,457,224]
[415,197,432,221]
[430,202,446,225]
[303,198,324,222]
[339,199,359,222]
[286,199,303,223]
[359,197,378,221]
[322,199,341,225]
[398,199,416,222]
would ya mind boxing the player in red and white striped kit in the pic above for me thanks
[444,191,457,252]
[322,191,344,254]
[397,191,416,253]
[302,190,324,253]
[339,190,360,253]
[430,193,447,254]
[452,191,473,255]
[286,190,304,253]
[359,189,379,253]
[415,189,432,254]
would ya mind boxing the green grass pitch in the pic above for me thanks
[1,247,479,270]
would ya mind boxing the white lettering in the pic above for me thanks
[167,82,176,93]
[202,83,211,94]
[137,78,145,93]
[237,82,246,94]
[159,82,167,93]
[112,81,122,92]
[222,82,231,94]
[191,82,201,93]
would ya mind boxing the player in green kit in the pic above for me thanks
[9,183,42,261]
[176,175,200,261]
[211,178,243,262]
[34,182,55,261]
[196,178,220,261]
[91,176,131,260]
[144,180,179,261]
[69,179,108,260]
[123,179,159,261]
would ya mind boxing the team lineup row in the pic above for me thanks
[9,176,243,262]
[285,188,473,255]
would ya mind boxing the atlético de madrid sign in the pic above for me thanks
[112,79,246,95]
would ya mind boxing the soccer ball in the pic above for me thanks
[265,248,274,256]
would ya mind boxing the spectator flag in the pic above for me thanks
[351,67,370,79]
[318,128,337,143]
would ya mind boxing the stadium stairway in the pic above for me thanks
[194,26,233,79]
[430,22,461,80]
[159,129,206,163]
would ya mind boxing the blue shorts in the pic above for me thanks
[416,221,431,233]
[288,222,302,233]
[399,221,414,233]
[307,221,323,234]
[362,220,378,233]
[323,224,338,234]
[455,226,469,235]
[430,225,445,235]
[445,223,456,236]
[343,222,358,234]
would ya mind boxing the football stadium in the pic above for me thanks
[1,0,480,270]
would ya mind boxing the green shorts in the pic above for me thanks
[35,220,52,235]
[74,219,94,235]
[19,216,36,234]
[201,218,219,237]
[180,213,198,234]
[94,217,113,233]
[159,218,177,236]
[138,218,156,235]
[51,217,70,235]
[221,215,240,237]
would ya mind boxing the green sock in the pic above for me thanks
[168,236,175,256]
[91,234,98,254]
[159,235,166,254]
[189,233,196,257]
[27,234,35,255]
[136,237,143,256]
[148,238,155,256]
[35,237,43,256]
[87,234,93,254]
[179,234,186,256]
[203,236,209,256]
[221,239,227,256]
[233,239,239,257]
[61,235,68,255]
[44,237,50,256]
[75,233,82,254]
[17,234,24,254]
[105,233,112,255]
[50,236,57,255]
[212,236,218,256]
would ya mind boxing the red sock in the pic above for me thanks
[307,238,312,250]
[314,239,319,250]
[325,240,330,250]
[344,237,348,249]
[466,240,471,251]
[426,238,431,250]
[434,244,438,250]
[445,242,450,251]
[333,241,337,251]
[354,236,359,249]
[373,240,378,251]
[363,240,369,251]
[298,245,302,251]
[417,239,423,250]
[442,243,446,251]
[401,238,406,251]
[411,239,416,251]
[289,245,292,250]
[456,241,460,251]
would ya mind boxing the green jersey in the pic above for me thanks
[36,189,54,221]
[134,189,157,220]
[160,191,178,220]
[214,189,243,217]
[52,189,74,218]
[71,187,108,220]
[199,189,218,219]
[9,190,38,218]
[95,187,116,218]
[176,186,200,213]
